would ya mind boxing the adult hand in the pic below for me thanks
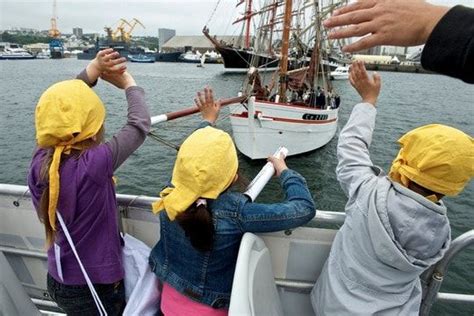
[268,155,288,177]
[324,0,450,52]
[349,61,381,106]
[194,86,221,124]
[100,71,137,90]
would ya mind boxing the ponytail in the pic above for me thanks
[176,201,214,252]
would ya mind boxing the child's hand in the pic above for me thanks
[194,87,221,124]
[349,61,381,106]
[268,155,288,177]
[92,48,127,74]
[100,71,136,90]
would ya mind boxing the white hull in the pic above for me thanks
[230,98,338,159]
[330,73,349,80]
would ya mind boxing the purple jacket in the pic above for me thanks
[28,70,151,285]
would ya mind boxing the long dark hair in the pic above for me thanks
[174,171,248,252]
[176,201,214,252]
[38,126,104,247]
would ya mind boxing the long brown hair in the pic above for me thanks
[174,171,248,252]
[38,126,105,247]
[176,201,214,252]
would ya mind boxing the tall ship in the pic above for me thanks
[203,0,342,73]
[221,0,345,159]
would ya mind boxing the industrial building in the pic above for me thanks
[161,35,242,53]
[158,28,176,51]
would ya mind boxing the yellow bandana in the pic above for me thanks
[35,79,105,230]
[152,127,238,220]
[389,124,474,197]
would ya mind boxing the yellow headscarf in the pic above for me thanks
[389,124,474,198]
[35,79,105,230]
[152,126,238,220]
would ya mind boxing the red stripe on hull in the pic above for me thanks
[230,112,337,124]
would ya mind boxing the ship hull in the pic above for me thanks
[229,98,338,159]
[216,46,279,73]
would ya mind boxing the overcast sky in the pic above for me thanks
[0,0,472,36]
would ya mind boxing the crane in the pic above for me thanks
[123,18,145,42]
[48,0,61,38]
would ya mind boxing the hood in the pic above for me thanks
[367,176,451,273]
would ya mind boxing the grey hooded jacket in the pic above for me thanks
[310,103,451,315]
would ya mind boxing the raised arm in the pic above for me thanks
[336,61,381,198]
[323,0,449,52]
[76,48,127,87]
[101,71,151,170]
[238,168,315,233]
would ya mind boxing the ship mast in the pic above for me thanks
[278,0,293,102]
[245,0,253,49]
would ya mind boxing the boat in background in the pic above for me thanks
[154,51,181,62]
[128,54,155,63]
[330,66,350,80]
[226,0,343,159]
[0,47,36,60]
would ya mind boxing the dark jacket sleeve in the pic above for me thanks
[421,5,474,84]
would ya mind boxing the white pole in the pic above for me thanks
[244,146,289,201]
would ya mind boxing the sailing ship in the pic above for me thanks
[224,0,344,159]
[203,0,342,73]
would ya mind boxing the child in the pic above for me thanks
[28,48,151,315]
[311,61,473,315]
[149,87,316,315]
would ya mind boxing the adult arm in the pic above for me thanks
[238,169,316,233]
[323,0,449,52]
[421,5,474,84]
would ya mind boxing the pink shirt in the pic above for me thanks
[161,283,228,316]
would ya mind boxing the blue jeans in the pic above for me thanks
[47,273,125,316]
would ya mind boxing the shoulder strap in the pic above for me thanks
[56,212,108,316]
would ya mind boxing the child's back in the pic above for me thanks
[311,62,473,315]
[149,88,315,313]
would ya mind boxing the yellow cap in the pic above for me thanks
[35,79,105,230]
[389,124,474,197]
[152,126,238,220]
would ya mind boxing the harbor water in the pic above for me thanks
[0,59,473,315]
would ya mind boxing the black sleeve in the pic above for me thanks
[421,5,474,84]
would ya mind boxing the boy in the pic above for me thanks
[311,61,473,315]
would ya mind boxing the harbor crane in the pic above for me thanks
[48,0,60,38]
[104,18,144,43]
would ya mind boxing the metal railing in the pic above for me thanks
[419,230,474,315]
[0,183,346,226]
[1,183,472,312]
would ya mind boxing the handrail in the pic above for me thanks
[0,183,346,225]
[419,230,474,314]
[1,183,472,310]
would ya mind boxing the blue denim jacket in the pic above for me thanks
[149,169,315,308]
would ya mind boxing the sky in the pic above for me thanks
[0,0,472,37]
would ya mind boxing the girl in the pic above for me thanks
[28,48,151,315]
[149,87,316,315]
